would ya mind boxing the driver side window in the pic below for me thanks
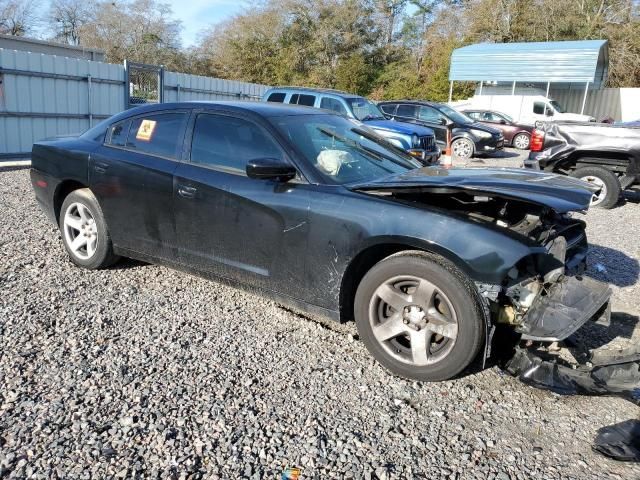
[419,106,444,123]
[190,114,285,173]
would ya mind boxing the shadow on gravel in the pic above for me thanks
[571,312,640,349]
[110,258,148,270]
[587,244,640,287]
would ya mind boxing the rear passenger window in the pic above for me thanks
[190,114,284,173]
[108,120,130,146]
[320,97,348,115]
[126,113,188,159]
[289,93,316,107]
[267,92,286,103]
[396,104,418,118]
[533,102,546,115]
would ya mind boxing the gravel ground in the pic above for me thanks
[1,164,640,479]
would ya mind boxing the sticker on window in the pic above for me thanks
[136,119,157,141]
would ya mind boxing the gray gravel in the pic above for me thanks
[2,165,640,479]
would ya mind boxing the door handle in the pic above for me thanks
[177,185,197,199]
[94,161,109,173]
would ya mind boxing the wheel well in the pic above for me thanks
[339,243,465,323]
[54,180,87,223]
[558,153,630,174]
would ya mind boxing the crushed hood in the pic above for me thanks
[349,166,598,213]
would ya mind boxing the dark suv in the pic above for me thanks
[262,87,440,164]
[378,101,504,159]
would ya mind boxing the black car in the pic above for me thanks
[379,100,504,159]
[31,101,610,382]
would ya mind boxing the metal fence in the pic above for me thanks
[0,49,270,159]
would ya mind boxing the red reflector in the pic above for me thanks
[36,180,47,188]
[530,129,545,152]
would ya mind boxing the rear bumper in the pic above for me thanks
[30,168,58,225]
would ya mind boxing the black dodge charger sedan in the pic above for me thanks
[31,101,611,382]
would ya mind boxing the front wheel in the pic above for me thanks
[570,166,621,209]
[59,188,120,269]
[451,138,474,159]
[512,133,530,150]
[354,252,485,382]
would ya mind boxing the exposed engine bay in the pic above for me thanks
[361,187,611,343]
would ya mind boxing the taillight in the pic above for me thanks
[530,129,545,152]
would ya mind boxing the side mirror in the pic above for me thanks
[499,119,507,124]
[439,118,448,125]
[246,158,297,182]
[545,109,554,117]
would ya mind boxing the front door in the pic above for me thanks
[90,110,189,258]
[173,111,311,297]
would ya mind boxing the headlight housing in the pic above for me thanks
[471,129,492,139]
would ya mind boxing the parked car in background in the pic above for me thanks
[262,87,440,164]
[378,100,504,159]
[457,88,595,124]
[526,121,640,208]
[31,101,609,383]
[463,110,534,150]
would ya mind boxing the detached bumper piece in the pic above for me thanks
[593,420,640,462]
[504,346,640,404]
[516,275,612,341]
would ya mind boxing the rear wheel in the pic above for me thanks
[354,252,485,382]
[59,188,119,269]
[451,138,474,159]
[513,133,530,150]
[570,166,621,209]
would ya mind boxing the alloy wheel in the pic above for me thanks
[514,134,530,149]
[368,275,459,366]
[63,202,99,260]
[580,175,607,206]
[452,140,472,159]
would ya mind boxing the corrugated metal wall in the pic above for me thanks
[164,71,268,102]
[549,87,621,121]
[0,49,270,158]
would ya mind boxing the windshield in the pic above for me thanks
[499,112,514,123]
[549,100,566,113]
[270,114,420,185]
[347,98,386,121]
[437,105,474,124]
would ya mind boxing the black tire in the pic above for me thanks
[570,166,621,209]
[354,251,485,382]
[58,188,120,269]
[451,138,474,159]
[512,133,530,150]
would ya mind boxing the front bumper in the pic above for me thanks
[475,136,504,153]
[407,147,441,165]
[516,275,612,342]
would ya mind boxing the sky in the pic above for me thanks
[163,0,246,47]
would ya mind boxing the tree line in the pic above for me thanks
[1,0,639,101]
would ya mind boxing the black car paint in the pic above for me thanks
[31,102,605,344]
[378,101,504,154]
[526,121,640,188]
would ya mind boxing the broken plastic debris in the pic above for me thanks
[592,420,640,462]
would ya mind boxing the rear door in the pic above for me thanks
[173,111,311,296]
[90,110,189,259]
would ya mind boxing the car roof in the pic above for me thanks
[378,100,446,108]
[112,101,331,120]
[265,86,356,98]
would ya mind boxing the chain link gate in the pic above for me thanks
[124,60,164,109]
